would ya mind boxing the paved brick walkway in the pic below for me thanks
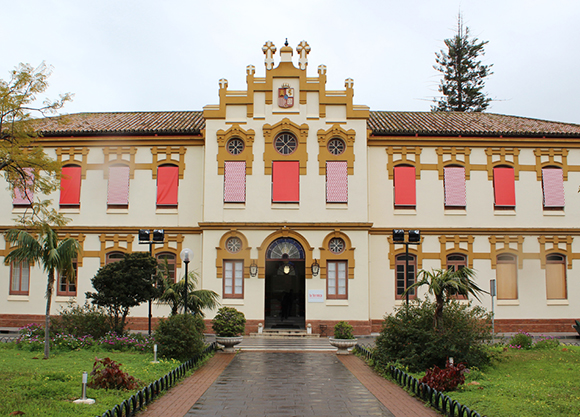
[140,351,439,417]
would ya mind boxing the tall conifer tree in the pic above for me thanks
[432,15,493,112]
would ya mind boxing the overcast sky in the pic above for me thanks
[3,0,579,124]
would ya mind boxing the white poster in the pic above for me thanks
[308,290,324,303]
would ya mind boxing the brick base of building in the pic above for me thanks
[1,314,576,335]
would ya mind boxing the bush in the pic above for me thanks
[420,359,467,392]
[155,314,205,361]
[88,357,141,390]
[211,307,246,337]
[333,321,355,339]
[53,333,95,351]
[374,299,492,372]
[51,302,110,339]
[534,335,560,350]
[508,331,533,349]
[98,332,155,352]
[16,323,47,351]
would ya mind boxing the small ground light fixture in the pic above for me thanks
[73,371,95,405]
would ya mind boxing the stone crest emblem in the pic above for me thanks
[278,84,294,108]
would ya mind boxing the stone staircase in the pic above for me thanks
[249,328,322,338]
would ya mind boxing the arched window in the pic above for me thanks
[497,254,517,300]
[58,259,78,296]
[106,251,125,264]
[395,253,416,299]
[546,254,567,300]
[157,252,176,282]
[447,253,468,299]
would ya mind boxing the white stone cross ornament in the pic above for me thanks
[246,65,255,76]
[345,78,354,89]
[262,41,277,70]
[296,40,311,70]
[219,78,228,90]
[318,64,327,75]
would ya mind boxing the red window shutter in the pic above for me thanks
[157,165,179,206]
[542,168,565,208]
[394,166,416,206]
[60,166,81,205]
[493,167,516,207]
[444,167,466,207]
[107,166,130,205]
[13,167,34,205]
[224,161,246,203]
[326,161,348,203]
[272,161,299,202]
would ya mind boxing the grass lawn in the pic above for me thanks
[441,346,580,417]
[0,343,206,417]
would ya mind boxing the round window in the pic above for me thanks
[327,138,345,155]
[274,133,297,155]
[227,138,244,155]
[328,237,345,254]
[226,237,242,253]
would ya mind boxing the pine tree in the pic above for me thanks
[432,15,493,112]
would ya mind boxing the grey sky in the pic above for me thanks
[3,0,579,124]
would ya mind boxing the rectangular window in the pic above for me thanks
[546,256,567,300]
[157,165,179,207]
[394,166,416,207]
[60,166,82,207]
[272,161,299,203]
[224,260,244,298]
[327,261,347,299]
[57,259,78,296]
[444,166,466,207]
[224,161,246,203]
[13,167,34,206]
[326,161,348,203]
[107,166,130,207]
[10,261,29,295]
[542,168,565,209]
[493,167,516,208]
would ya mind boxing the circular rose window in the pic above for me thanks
[226,237,242,253]
[327,138,345,155]
[328,237,345,254]
[274,133,297,155]
[227,138,244,155]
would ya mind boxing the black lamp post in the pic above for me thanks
[180,248,193,315]
[139,229,164,335]
[392,229,421,305]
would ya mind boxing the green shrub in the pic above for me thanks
[508,331,533,349]
[155,314,205,361]
[374,299,492,372]
[51,302,110,339]
[16,323,47,351]
[333,321,355,339]
[534,336,560,350]
[211,307,246,337]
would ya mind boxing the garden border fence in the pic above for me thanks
[355,344,484,417]
[95,342,217,417]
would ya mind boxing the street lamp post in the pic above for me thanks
[139,229,164,335]
[180,248,193,315]
[392,229,421,305]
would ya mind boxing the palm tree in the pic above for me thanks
[404,267,487,329]
[5,223,81,359]
[157,271,220,317]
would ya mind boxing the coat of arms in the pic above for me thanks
[278,84,294,108]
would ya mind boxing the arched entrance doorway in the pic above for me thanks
[265,237,306,329]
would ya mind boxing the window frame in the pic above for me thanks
[393,165,416,208]
[10,260,30,295]
[57,259,78,297]
[496,253,518,300]
[156,164,179,208]
[59,164,82,208]
[106,251,125,264]
[326,161,348,203]
[546,253,567,300]
[446,253,468,299]
[272,161,300,203]
[395,253,417,300]
[327,260,348,299]
[541,167,565,210]
[443,166,466,208]
[493,166,516,209]
[157,252,177,282]
[223,260,244,299]
[224,161,246,203]
[107,165,130,208]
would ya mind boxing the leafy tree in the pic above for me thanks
[432,14,493,112]
[404,267,486,329]
[1,62,72,226]
[157,270,220,317]
[86,252,161,334]
[4,223,81,359]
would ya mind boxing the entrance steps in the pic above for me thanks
[250,329,321,338]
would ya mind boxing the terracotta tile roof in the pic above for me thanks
[35,111,205,135]
[368,111,580,137]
